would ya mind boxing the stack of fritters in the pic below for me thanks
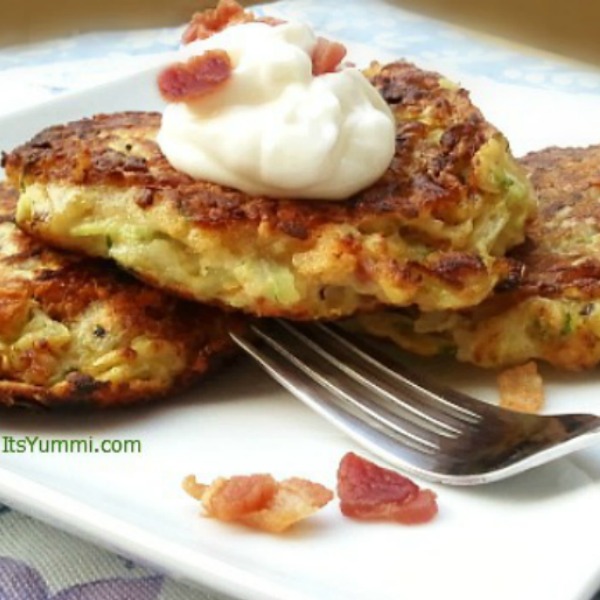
[0,60,541,407]
[354,146,600,371]
[4,61,535,321]
[0,183,240,408]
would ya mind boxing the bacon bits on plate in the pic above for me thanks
[337,452,438,524]
[497,361,545,413]
[182,473,333,533]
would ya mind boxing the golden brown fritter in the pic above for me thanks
[515,146,600,299]
[4,61,535,319]
[355,145,600,370]
[0,183,241,408]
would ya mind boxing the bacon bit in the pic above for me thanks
[312,37,347,76]
[337,452,438,524]
[497,361,545,413]
[183,473,333,533]
[182,474,208,500]
[158,50,232,102]
[181,0,285,44]
[182,0,254,44]
[241,477,334,532]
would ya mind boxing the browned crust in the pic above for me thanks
[3,61,496,238]
[512,145,600,300]
[353,145,600,371]
[0,184,243,409]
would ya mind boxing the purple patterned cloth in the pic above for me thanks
[0,557,163,600]
[0,505,226,599]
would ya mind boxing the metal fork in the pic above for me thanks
[230,319,600,485]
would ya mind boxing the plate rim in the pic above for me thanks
[1,47,600,600]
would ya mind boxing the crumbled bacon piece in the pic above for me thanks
[337,452,438,524]
[183,473,333,533]
[181,0,286,43]
[158,50,232,102]
[182,0,254,44]
[497,361,545,413]
[312,37,347,75]
[182,0,249,43]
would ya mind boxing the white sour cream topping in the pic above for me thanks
[157,21,396,200]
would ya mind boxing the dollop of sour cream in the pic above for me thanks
[157,21,396,200]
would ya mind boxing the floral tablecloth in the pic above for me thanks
[0,1,599,598]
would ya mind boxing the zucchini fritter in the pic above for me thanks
[0,183,240,407]
[355,145,600,370]
[4,61,535,319]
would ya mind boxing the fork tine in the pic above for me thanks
[230,332,458,460]
[233,329,462,481]
[247,322,446,448]
[276,320,464,436]
[322,323,483,422]
[329,323,496,418]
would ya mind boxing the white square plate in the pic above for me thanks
[0,48,599,600]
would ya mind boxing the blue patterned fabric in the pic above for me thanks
[0,507,224,599]
[0,0,598,117]
[0,1,598,598]
[0,556,163,600]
